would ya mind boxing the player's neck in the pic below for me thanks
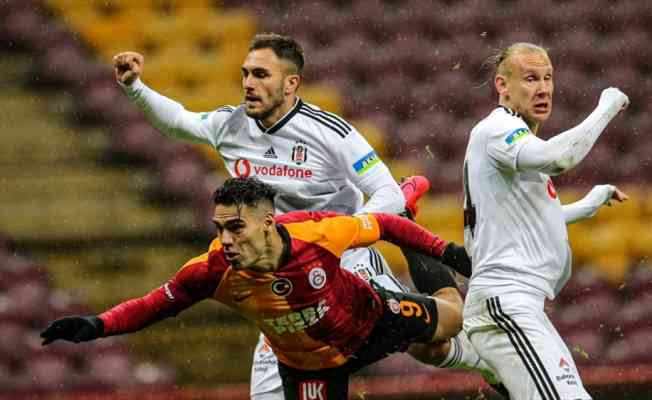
[499,100,541,135]
[527,120,541,135]
[260,96,298,128]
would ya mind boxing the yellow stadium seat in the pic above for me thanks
[177,83,242,111]
[140,14,199,49]
[418,195,464,235]
[642,190,652,218]
[59,7,101,31]
[350,119,387,158]
[630,218,652,259]
[384,160,425,182]
[373,242,407,275]
[579,222,630,273]
[182,9,256,43]
[180,52,244,86]
[140,52,187,87]
[77,13,143,50]
[299,84,342,115]
[567,223,592,264]
[589,254,630,283]
[43,0,88,13]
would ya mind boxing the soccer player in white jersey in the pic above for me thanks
[462,42,629,400]
[113,33,485,399]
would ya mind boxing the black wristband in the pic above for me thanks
[441,243,472,278]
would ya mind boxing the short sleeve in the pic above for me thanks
[486,122,535,171]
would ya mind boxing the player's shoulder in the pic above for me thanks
[296,100,354,139]
[202,104,247,125]
[283,213,355,242]
[179,238,224,272]
[474,106,530,137]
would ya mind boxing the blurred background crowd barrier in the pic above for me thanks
[0,0,650,398]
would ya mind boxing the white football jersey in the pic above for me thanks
[159,97,391,215]
[463,107,572,300]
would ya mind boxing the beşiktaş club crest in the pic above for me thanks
[291,140,308,165]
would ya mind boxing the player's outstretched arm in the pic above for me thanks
[113,51,223,146]
[562,184,628,224]
[516,87,629,175]
[371,213,471,274]
[41,278,199,345]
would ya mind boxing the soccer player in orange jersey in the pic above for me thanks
[41,177,464,399]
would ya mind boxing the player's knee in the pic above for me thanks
[433,287,463,313]
[432,294,463,340]
[407,340,449,365]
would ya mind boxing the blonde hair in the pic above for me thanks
[485,42,549,77]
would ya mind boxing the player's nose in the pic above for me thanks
[221,230,234,245]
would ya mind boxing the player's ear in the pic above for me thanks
[263,211,275,233]
[284,74,301,95]
[495,74,509,98]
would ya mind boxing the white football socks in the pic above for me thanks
[438,331,500,385]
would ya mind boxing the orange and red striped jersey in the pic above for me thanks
[99,211,448,370]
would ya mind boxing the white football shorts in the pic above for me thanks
[463,291,591,400]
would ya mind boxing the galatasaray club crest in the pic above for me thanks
[291,140,308,165]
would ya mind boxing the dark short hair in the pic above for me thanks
[249,33,304,75]
[213,177,277,209]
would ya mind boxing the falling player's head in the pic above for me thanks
[489,42,554,133]
[212,177,279,271]
[242,33,304,123]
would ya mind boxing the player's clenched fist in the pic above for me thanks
[113,51,144,86]
[599,87,629,115]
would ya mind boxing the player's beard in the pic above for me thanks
[247,87,285,122]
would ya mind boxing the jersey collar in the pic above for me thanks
[275,224,292,270]
[498,105,524,120]
[254,97,303,135]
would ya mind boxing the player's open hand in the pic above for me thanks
[40,316,104,345]
[599,87,629,113]
[113,51,144,86]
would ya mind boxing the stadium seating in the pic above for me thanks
[0,236,175,395]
